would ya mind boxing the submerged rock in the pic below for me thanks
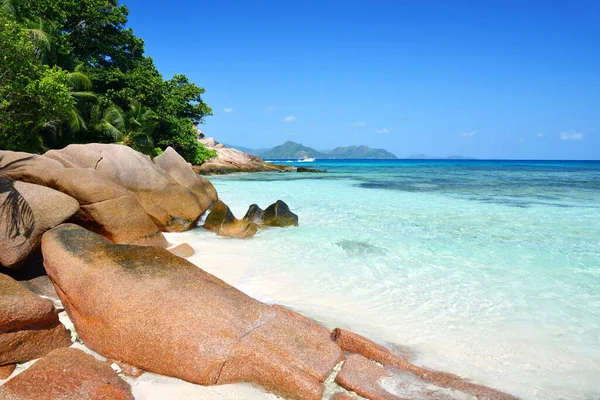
[204,200,258,239]
[0,347,133,400]
[296,167,327,173]
[41,224,345,400]
[336,239,387,256]
[0,179,79,269]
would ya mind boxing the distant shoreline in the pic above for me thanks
[261,158,600,162]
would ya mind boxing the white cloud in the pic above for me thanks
[376,128,390,134]
[283,115,297,123]
[265,106,273,112]
[224,108,233,113]
[461,130,477,137]
[349,121,367,127]
[560,130,584,141]
[536,133,544,137]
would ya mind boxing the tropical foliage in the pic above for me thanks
[0,0,216,163]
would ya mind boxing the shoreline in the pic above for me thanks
[4,144,595,399]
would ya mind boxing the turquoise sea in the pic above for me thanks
[170,160,600,400]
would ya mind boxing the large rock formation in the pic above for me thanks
[41,224,344,400]
[0,151,167,248]
[0,179,79,269]
[0,347,134,400]
[204,200,258,239]
[0,274,71,366]
[153,146,218,208]
[45,144,212,231]
[194,138,293,174]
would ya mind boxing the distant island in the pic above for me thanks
[227,141,398,159]
[405,154,477,160]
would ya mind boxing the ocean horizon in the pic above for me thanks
[169,159,600,399]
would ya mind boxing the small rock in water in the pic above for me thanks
[242,204,265,225]
[204,200,258,239]
[262,200,299,227]
[242,200,299,227]
[168,243,195,258]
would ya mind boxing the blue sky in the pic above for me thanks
[124,0,599,159]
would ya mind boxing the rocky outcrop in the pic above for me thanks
[0,363,15,379]
[41,224,344,400]
[204,200,258,239]
[0,151,167,248]
[194,138,294,174]
[334,354,400,400]
[243,200,298,227]
[0,274,71,365]
[331,328,518,400]
[153,146,218,208]
[0,347,134,400]
[0,179,79,269]
[45,144,210,231]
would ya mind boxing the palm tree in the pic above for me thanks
[39,65,97,148]
[66,65,97,133]
[92,101,159,155]
[1,1,51,60]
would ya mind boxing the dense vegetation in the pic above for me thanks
[0,0,216,163]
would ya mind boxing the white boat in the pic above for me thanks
[298,157,315,162]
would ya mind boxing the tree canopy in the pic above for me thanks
[0,0,215,163]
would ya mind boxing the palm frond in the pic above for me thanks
[68,72,93,91]
[1,0,15,18]
[0,177,35,240]
[103,105,126,133]
[26,28,50,58]
[69,91,97,101]
[68,109,87,132]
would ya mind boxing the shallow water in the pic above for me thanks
[168,160,600,400]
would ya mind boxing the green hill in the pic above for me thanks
[260,141,328,159]
[328,145,397,159]
[227,141,398,159]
